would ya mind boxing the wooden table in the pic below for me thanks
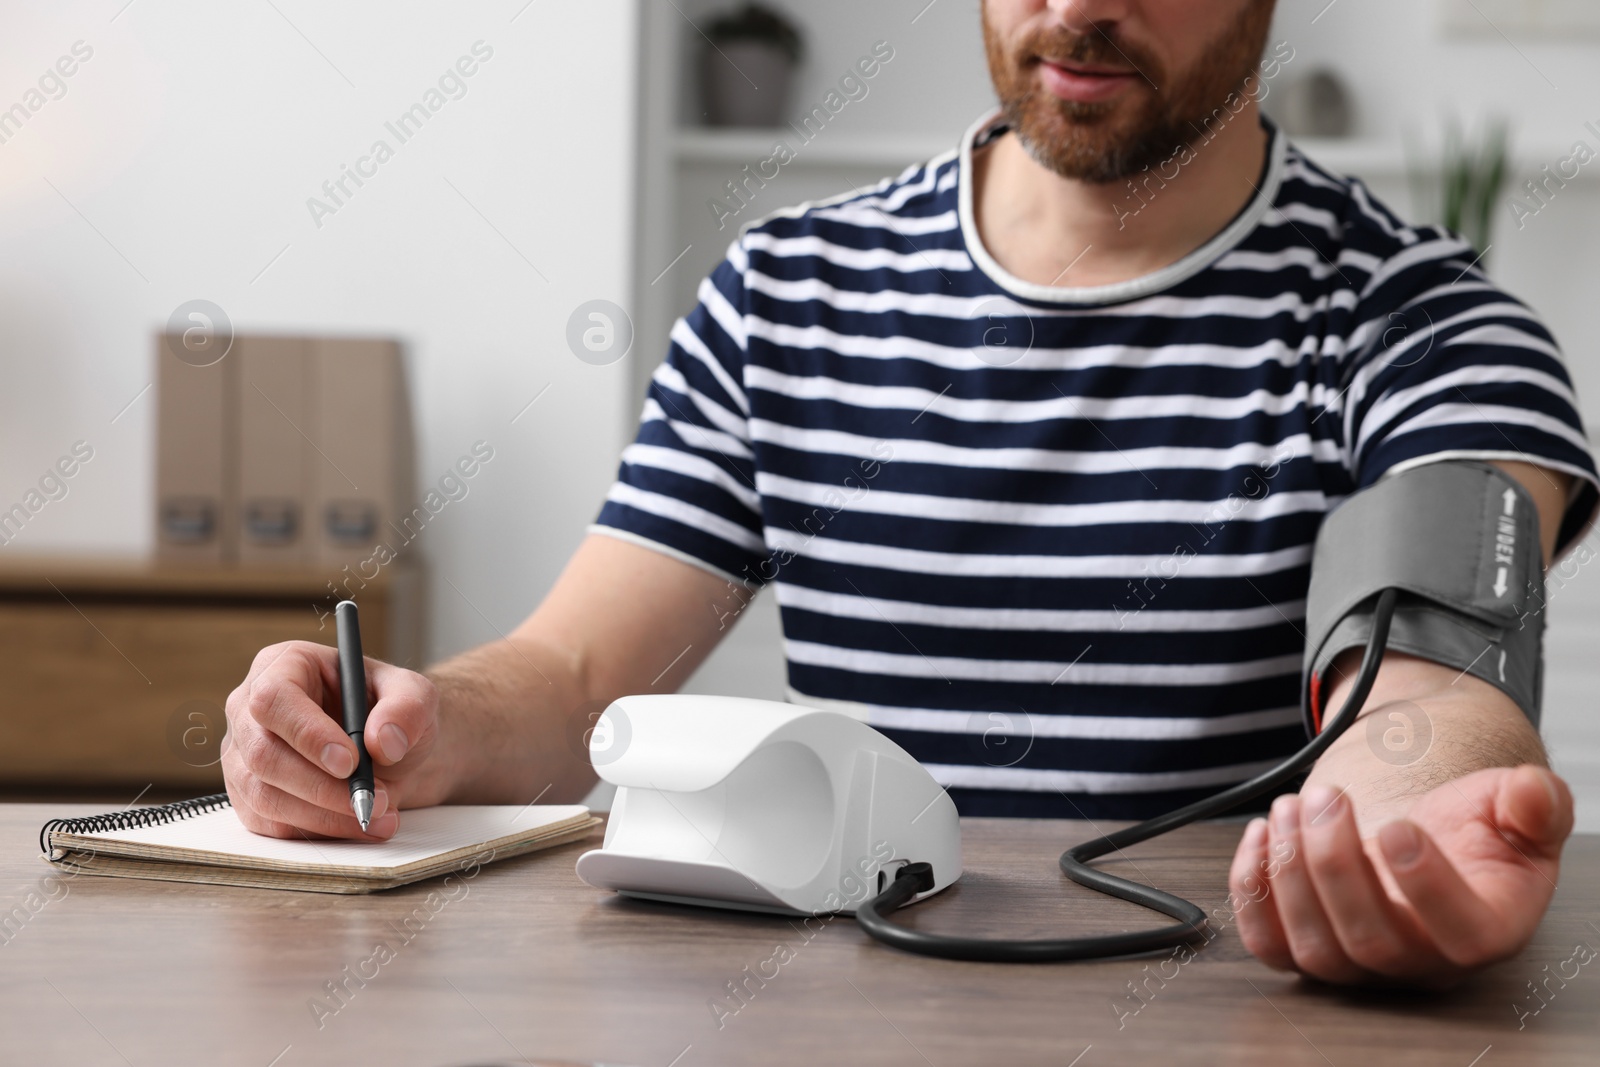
[2,806,1595,1066]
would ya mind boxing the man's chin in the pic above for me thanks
[1012,118,1164,185]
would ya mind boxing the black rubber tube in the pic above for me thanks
[855,589,1400,962]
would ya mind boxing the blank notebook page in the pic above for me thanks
[80,805,591,871]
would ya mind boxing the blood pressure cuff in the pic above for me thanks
[1302,461,1545,737]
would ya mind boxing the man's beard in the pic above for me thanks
[981,1,1276,184]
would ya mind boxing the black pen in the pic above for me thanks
[335,600,376,831]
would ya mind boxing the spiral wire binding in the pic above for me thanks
[40,793,232,858]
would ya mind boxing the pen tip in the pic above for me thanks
[352,788,375,833]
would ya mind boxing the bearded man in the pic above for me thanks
[222,0,1597,987]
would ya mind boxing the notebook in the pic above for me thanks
[39,794,602,894]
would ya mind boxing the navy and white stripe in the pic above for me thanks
[594,110,1600,819]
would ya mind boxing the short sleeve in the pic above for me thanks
[1340,229,1600,554]
[591,240,768,586]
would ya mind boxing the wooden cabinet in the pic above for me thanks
[0,557,421,791]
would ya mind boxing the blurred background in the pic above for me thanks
[2,0,1598,823]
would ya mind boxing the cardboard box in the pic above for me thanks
[154,334,237,564]
[308,338,414,569]
[154,333,414,570]
[237,336,311,566]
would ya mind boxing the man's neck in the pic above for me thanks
[971,101,1270,290]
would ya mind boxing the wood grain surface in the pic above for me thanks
[0,555,420,790]
[0,554,389,597]
[1,806,1594,1067]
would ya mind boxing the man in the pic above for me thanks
[223,0,1596,989]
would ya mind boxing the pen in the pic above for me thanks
[334,600,376,832]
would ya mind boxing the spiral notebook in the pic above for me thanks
[39,795,602,894]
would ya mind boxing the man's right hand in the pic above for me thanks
[220,535,749,840]
[221,641,444,840]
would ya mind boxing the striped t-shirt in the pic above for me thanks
[593,110,1600,819]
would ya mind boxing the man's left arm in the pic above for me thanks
[1230,460,1578,987]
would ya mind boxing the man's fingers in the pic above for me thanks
[247,649,357,777]
[251,780,398,841]
[1230,816,1294,971]
[231,803,299,840]
[250,680,356,778]
[1497,765,1574,854]
[363,659,439,767]
[1299,786,1425,976]
[235,724,385,818]
[1265,792,1367,984]
[1378,819,1507,967]
[223,639,435,840]
[245,641,329,704]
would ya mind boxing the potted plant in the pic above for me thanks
[699,3,804,128]
[1405,115,1510,266]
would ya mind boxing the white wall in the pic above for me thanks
[0,0,639,663]
[1273,0,1600,147]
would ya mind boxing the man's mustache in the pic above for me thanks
[1015,28,1159,85]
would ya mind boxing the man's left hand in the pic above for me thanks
[1228,763,1573,987]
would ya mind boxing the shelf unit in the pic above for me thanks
[673,128,954,169]
[675,126,1599,181]
[0,555,421,792]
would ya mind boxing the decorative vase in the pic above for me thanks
[700,40,795,128]
[1274,68,1354,139]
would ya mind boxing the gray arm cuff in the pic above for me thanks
[1302,461,1545,737]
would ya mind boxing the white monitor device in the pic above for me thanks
[574,694,962,916]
